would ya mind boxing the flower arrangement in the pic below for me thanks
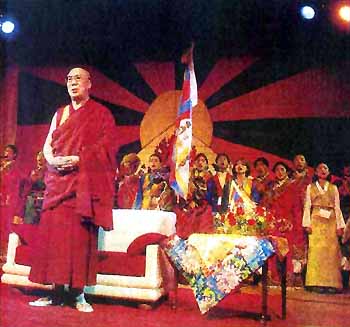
[214,202,275,236]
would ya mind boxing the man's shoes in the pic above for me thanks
[76,302,94,313]
[29,297,53,307]
[30,297,93,312]
[29,296,64,307]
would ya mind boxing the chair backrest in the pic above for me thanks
[98,209,176,252]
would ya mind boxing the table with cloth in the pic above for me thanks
[162,233,289,320]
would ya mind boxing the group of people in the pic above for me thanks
[116,150,350,293]
[0,146,46,256]
[1,66,349,314]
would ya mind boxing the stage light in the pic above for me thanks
[330,1,350,32]
[339,5,350,22]
[1,20,15,34]
[300,5,316,20]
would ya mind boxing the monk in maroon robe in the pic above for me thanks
[117,153,141,209]
[0,144,24,259]
[28,68,117,312]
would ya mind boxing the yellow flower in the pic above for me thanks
[203,288,215,298]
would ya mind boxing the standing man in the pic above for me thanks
[0,144,24,260]
[291,154,311,186]
[253,157,272,205]
[291,154,312,286]
[28,67,117,312]
[207,153,232,215]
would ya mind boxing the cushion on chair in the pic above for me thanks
[15,244,33,265]
[97,251,146,276]
[127,233,167,256]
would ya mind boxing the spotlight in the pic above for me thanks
[300,5,316,20]
[330,1,350,32]
[0,15,17,38]
[338,4,350,22]
[1,20,15,34]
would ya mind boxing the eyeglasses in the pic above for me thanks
[65,74,89,83]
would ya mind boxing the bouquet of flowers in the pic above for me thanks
[214,202,275,236]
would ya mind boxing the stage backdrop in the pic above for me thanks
[1,56,350,175]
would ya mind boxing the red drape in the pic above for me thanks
[0,65,19,149]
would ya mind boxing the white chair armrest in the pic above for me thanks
[6,232,20,265]
[145,244,175,291]
[144,244,161,280]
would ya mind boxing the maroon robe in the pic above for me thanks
[174,203,214,239]
[117,175,140,209]
[0,161,25,255]
[262,180,304,282]
[29,99,117,288]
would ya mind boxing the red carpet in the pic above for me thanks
[1,283,288,327]
[2,279,350,327]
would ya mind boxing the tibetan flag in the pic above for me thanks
[170,45,198,200]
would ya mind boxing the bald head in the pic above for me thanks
[66,67,91,103]
[68,67,90,79]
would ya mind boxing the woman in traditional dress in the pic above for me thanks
[216,158,262,235]
[230,158,260,207]
[262,161,305,284]
[303,162,345,293]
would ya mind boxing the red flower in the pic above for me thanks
[266,212,274,222]
[220,214,226,223]
[256,206,265,216]
[227,212,236,226]
[236,207,245,216]
[248,219,256,226]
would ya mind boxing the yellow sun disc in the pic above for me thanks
[138,90,215,164]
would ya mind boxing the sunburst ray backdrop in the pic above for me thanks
[8,55,350,175]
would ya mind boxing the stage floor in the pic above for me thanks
[1,281,350,327]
